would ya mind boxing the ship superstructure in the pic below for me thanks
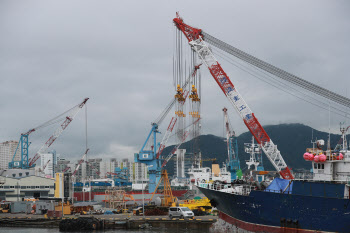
[198,130,350,232]
[304,127,350,182]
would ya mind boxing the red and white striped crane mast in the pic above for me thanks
[29,98,89,167]
[173,13,293,179]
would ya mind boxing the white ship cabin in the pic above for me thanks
[188,163,231,184]
[304,130,350,182]
[310,149,350,181]
[188,167,211,184]
[211,163,231,183]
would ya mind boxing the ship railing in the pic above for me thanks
[293,172,313,180]
[198,183,252,196]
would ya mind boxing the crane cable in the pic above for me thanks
[211,46,350,119]
[153,67,197,126]
[202,31,350,109]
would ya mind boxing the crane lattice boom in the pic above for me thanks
[62,166,71,172]
[161,118,200,168]
[156,117,177,159]
[72,149,89,177]
[29,98,89,167]
[173,14,293,179]
[42,159,50,171]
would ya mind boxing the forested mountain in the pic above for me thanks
[162,123,341,176]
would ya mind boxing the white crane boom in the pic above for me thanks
[29,98,89,167]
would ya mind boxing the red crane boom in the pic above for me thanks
[173,13,293,179]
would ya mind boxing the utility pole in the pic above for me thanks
[89,176,91,202]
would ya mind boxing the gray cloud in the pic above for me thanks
[1,0,349,163]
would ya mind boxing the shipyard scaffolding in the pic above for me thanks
[104,187,134,210]
[150,170,177,207]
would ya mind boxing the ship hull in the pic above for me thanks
[198,186,350,233]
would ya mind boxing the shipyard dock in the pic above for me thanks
[0,213,217,231]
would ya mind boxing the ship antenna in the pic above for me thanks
[311,129,316,152]
[327,99,331,156]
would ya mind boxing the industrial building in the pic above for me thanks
[0,176,55,201]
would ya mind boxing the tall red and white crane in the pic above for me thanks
[72,149,90,177]
[173,14,293,179]
[62,166,71,173]
[29,98,89,167]
[156,117,177,159]
[42,159,51,171]
[10,98,89,169]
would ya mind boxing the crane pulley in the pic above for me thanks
[173,14,293,179]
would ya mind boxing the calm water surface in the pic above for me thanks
[0,227,205,233]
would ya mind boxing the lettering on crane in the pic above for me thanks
[142,154,149,159]
[233,95,240,102]
[239,105,246,112]
[245,114,252,120]
[219,77,227,85]
[226,86,234,93]
[199,48,210,58]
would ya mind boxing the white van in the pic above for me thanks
[169,207,194,219]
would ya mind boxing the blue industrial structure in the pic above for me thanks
[9,133,32,169]
[223,107,242,181]
[113,167,132,187]
[9,98,88,170]
[257,150,264,172]
[134,123,161,193]
[226,134,242,181]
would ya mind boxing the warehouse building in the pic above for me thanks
[0,176,54,201]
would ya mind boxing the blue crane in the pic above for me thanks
[9,98,88,169]
[223,108,242,181]
[134,123,161,193]
[135,68,197,193]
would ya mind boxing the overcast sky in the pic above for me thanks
[1,0,349,163]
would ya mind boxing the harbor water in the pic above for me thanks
[0,227,209,233]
